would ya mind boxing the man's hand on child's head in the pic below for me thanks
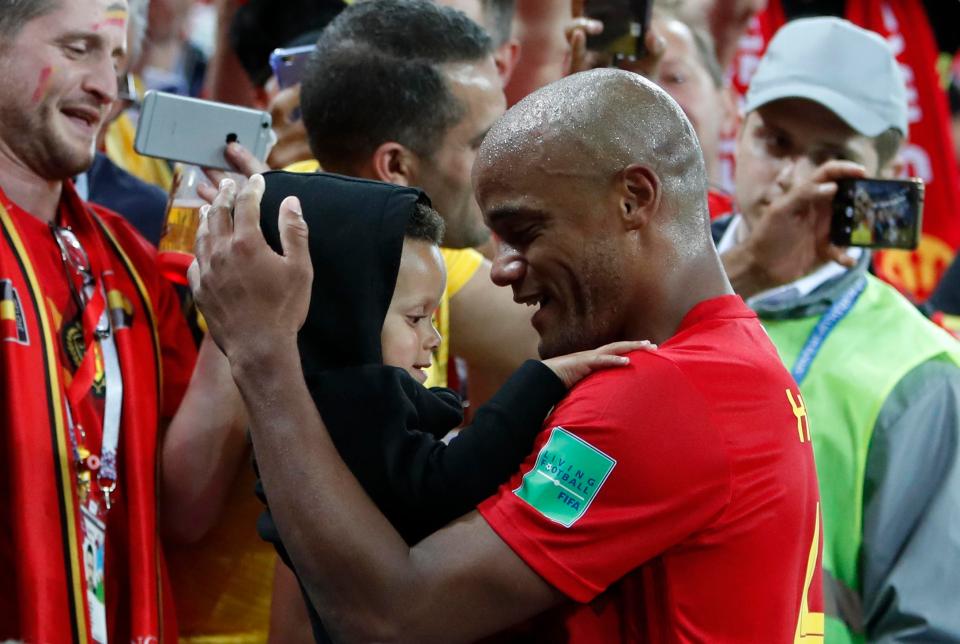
[543,340,656,388]
[188,174,313,370]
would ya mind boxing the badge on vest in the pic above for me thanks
[513,427,616,527]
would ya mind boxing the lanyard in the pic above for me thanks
[52,220,124,512]
[790,277,867,385]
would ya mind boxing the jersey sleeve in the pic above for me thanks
[477,351,732,603]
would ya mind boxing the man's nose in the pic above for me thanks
[490,240,526,287]
[775,155,817,194]
[84,58,119,105]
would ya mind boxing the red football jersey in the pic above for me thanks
[479,295,824,643]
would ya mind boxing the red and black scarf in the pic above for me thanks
[0,184,175,642]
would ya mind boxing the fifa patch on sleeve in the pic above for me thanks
[513,427,616,527]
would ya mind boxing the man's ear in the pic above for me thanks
[369,142,421,186]
[494,39,522,88]
[619,164,660,230]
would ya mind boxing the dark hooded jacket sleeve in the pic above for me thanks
[253,359,563,644]
[295,360,564,545]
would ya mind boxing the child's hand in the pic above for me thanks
[542,340,656,389]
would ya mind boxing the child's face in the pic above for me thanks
[380,238,446,383]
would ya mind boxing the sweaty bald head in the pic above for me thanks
[476,68,710,246]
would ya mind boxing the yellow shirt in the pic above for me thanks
[425,247,483,387]
[167,465,275,644]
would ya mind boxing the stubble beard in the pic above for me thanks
[22,100,97,180]
[537,250,622,360]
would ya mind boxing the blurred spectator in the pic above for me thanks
[136,0,206,96]
[715,17,960,641]
[437,0,521,85]
[503,0,603,105]
[228,0,344,90]
[218,0,345,167]
[100,0,175,191]
[202,0,261,108]
[651,6,736,216]
[674,0,767,70]
[723,0,960,301]
[0,0,244,639]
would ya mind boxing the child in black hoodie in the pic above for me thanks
[254,171,648,642]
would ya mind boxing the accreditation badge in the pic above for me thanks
[80,502,108,643]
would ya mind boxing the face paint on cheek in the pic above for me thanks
[32,66,54,103]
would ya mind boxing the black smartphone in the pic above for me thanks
[830,178,924,250]
[585,0,652,62]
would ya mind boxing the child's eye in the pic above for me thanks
[407,315,427,325]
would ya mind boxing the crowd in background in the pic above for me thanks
[2,0,960,642]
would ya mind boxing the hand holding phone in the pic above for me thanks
[830,178,924,250]
[585,0,653,63]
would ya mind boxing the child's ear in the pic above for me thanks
[370,142,421,186]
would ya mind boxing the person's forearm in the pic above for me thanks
[161,335,248,543]
[268,560,315,644]
[232,342,424,643]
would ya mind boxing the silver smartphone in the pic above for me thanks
[134,90,273,171]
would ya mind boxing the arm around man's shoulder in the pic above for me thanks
[477,349,731,602]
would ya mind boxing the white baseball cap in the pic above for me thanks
[744,17,908,137]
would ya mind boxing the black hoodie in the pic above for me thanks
[254,171,565,641]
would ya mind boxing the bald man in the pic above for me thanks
[190,69,825,642]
